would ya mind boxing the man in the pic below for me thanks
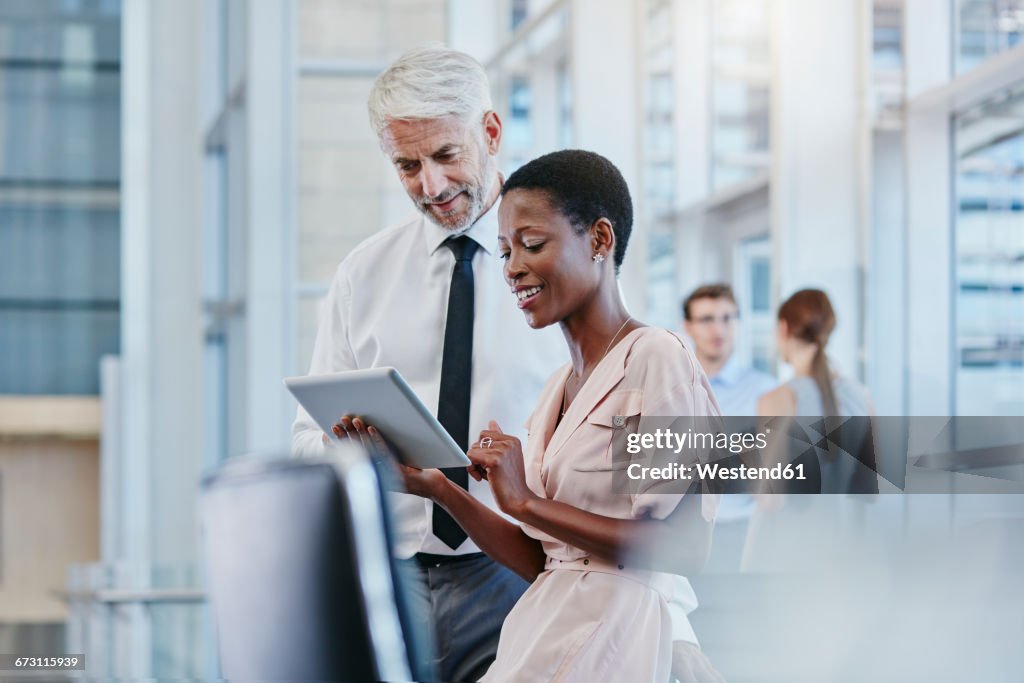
[291,46,564,682]
[293,46,714,682]
[682,283,776,566]
[683,284,776,417]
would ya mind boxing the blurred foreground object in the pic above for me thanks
[200,444,434,681]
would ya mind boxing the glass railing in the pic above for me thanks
[64,562,216,680]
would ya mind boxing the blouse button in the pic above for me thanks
[583,559,590,566]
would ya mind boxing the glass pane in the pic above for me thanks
[0,0,121,395]
[645,227,679,330]
[0,309,119,394]
[296,75,385,285]
[642,0,676,324]
[711,0,771,191]
[557,59,573,149]
[750,257,771,313]
[735,235,773,373]
[0,205,119,299]
[956,0,1024,74]
[873,0,903,71]
[511,0,529,30]
[503,77,532,172]
[954,85,1024,414]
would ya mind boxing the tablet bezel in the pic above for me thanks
[285,367,472,469]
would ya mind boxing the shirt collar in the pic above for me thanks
[423,193,500,257]
[711,354,744,386]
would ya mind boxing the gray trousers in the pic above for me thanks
[403,553,528,683]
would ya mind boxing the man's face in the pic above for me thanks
[379,113,501,232]
[684,297,739,365]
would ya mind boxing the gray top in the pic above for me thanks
[785,375,871,417]
[785,374,874,494]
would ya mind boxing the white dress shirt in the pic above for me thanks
[292,203,567,559]
[708,355,777,521]
[708,355,777,417]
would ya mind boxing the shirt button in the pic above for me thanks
[583,559,590,565]
[618,564,624,570]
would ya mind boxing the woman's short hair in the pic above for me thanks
[501,150,633,270]
[367,45,493,136]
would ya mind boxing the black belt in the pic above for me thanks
[414,552,485,568]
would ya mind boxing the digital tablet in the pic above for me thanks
[284,367,471,469]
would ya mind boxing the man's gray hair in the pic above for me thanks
[368,45,493,136]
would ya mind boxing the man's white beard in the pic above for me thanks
[423,158,498,234]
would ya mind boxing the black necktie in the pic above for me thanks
[433,235,479,549]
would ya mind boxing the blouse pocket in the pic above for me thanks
[572,389,643,472]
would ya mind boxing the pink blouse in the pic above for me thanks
[519,326,721,561]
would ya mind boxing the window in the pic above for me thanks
[956,0,1024,74]
[557,59,573,149]
[294,0,448,377]
[503,76,533,172]
[874,0,904,71]
[734,235,774,374]
[511,0,529,30]
[954,85,1024,414]
[710,0,772,190]
[643,0,675,216]
[0,0,121,394]
[642,0,678,328]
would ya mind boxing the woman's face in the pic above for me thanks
[497,188,602,329]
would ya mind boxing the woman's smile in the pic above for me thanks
[514,284,544,309]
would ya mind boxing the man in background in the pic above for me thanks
[683,283,776,568]
[683,283,776,417]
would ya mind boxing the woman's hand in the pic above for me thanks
[468,421,538,518]
[336,415,450,499]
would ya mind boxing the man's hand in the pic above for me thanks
[332,415,392,460]
[337,415,449,498]
[468,420,538,517]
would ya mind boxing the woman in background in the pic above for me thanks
[757,288,872,422]
[744,288,879,572]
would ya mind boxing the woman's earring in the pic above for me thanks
[593,253,606,264]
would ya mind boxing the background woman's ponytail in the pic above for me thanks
[811,343,837,417]
[778,289,837,416]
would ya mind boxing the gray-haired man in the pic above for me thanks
[292,46,564,681]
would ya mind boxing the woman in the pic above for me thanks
[743,288,878,572]
[352,150,720,682]
[757,288,873,422]
[757,288,877,495]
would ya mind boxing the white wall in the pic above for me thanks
[770,0,863,378]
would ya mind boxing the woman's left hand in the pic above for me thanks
[468,421,538,518]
